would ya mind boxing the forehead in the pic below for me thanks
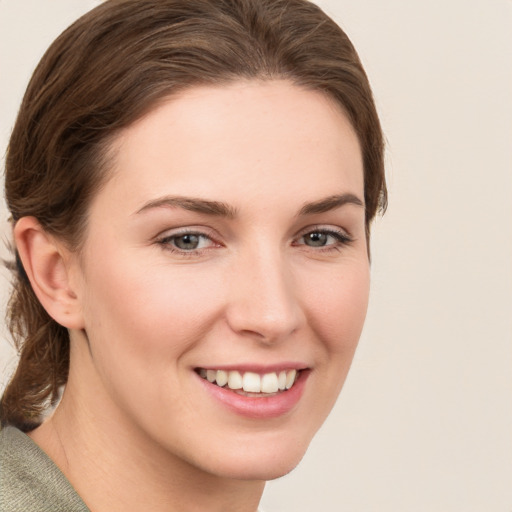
[99,80,364,213]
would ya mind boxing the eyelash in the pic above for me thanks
[157,229,219,257]
[156,226,354,257]
[294,228,354,252]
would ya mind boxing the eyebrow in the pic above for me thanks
[298,193,364,215]
[135,193,363,218]
[135,196,238,218]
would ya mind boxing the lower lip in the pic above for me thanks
[197,370,310,419]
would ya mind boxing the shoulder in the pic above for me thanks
[0,425,89,512]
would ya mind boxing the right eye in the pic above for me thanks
[157,231,217,254]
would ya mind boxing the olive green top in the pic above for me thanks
[0,425,89,512]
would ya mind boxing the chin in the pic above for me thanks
[211,455,307,482]
[196,432,312,482]
[235,456,305,482]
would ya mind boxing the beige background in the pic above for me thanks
[1,1,511,510]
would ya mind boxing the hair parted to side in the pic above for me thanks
[1,0,387,431]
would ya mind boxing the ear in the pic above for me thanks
[14,216,85,330]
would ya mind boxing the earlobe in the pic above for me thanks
[14,216,85,330]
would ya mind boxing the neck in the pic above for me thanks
[29,343,264,512]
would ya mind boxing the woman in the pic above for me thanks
[0,0,386,510]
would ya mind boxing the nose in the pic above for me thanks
[225,245,304,344]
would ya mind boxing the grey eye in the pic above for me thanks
[303,232,329,247]
[173,234,201,250]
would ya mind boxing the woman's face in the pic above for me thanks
[69,80,369,480]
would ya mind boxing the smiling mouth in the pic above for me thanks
[196,368,301,397]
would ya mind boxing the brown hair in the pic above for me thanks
[1,0,387,430]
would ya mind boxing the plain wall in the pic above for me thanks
[1,1,511,510]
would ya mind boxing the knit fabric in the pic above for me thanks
[0,425,89,512]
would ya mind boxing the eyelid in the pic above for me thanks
[155,225,218,241]
[291,225,355,252]
[294,224,353,241]
[155,226,223,253]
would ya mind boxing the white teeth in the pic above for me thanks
[261,372,279,393]
[278,371,287,390]
[243,372,261,392]
[285,369,297,390]
[227,370,243,390]
[216,370,228,387]
[200,368,300,393]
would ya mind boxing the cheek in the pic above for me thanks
[79,256,225,371]
[77,257,229,428]
[304,260,370,354]
[291,259,370,438]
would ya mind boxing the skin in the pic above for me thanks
[20,80,369,512]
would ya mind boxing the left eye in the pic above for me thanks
[297,230,350,248]
[161,233,213,251]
